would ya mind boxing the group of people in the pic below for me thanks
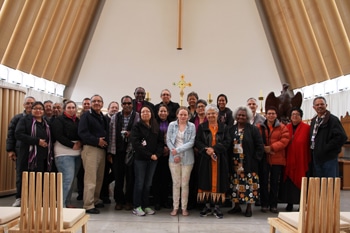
[6,87,348,220]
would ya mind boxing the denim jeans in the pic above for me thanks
[55,155,82,207]
[313,157,339,178]
[133,159,158,208]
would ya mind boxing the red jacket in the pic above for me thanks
[285,122,311,189]
[258,119,290,165]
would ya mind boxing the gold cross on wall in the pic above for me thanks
[173,74,192,106]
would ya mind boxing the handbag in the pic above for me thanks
[125,143,135,166]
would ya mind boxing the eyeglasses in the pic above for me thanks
[122,102,132,105]
[32,108,44,111]
[141,110,151,114]
[161,93,170,96]
[197,105,206,108]
[25,102,34,105]
[136,92,145,95]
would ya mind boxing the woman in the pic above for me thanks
[280,108,311,211]
[131,106,163,216]
[195,104,231,219]
[188,99,208,209]
[228,106,264,217]
[15,101,53,173]
[52,100,82,208]
[257,106,289,213]
[216,94,234,126]
[187,92,199,119]
[190,99,208,131]
[167,107,196,216]
[153,104,172,210]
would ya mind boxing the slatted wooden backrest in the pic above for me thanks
[19,172,64,233]
[297,177,341,233]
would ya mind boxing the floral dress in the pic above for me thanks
[229,127,259,204]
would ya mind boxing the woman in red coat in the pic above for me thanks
[280,108,311,211]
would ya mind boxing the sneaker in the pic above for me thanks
[213,207,223,219]
[144,207,155,215]
[133,206,145,216]
[12,198,21,207]
[200,206,212,217]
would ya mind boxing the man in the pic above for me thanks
[52,102,63,117]
[81,97,91,115]
[43,100,53,121]
[132,87,155,114]
[100,101,119,204]
[247,97,265,207]
[247,97,265,125]
[6,96,35,207]
[78,94,109,214]
[76,97,91,201]
[108,95,139,211]
[310,96,347,177]
[155,89,180,122]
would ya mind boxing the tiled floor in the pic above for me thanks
[1,190,350,233]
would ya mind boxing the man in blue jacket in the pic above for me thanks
[78,94,109,214]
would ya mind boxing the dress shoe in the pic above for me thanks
[124,203,133,211]
[261,206,268,213]
[86,208,100,214]
[170,209,178,216]
[182,209,189,216]
[95,203,105,208]
[66,205,76,208]
[228,205,242,214]
[115,203,123,210]
[270,207,279,213]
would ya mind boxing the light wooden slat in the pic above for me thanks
[1,0,43,68]
[53,0,99,85]
[316,0,350,76]
[261,0,306,89]
[31,0,70,78]
[17,0,59,74]
[0,0,25,61]
[42,0,83,81]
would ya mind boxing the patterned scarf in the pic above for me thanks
[28,118,53,171]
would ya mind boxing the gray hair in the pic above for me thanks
[232,106,253,122]
[205,104,219,114]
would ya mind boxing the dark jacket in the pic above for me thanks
[228,123,264,173]
[15,114,52,171]
[195,122,231,193]
[218,107,234,126]
[6,111,28,152]
[155,101,180,122]
[132,99,155,114]
[78,109,108,148]
[131,121,163,161]
[310,110,347,164]
[52,114,80,148]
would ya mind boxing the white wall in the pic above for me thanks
[69,0,282,111]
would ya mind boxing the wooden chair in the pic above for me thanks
[0,207,20,233]
[9,172,89,233]
[268,177,350,233]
